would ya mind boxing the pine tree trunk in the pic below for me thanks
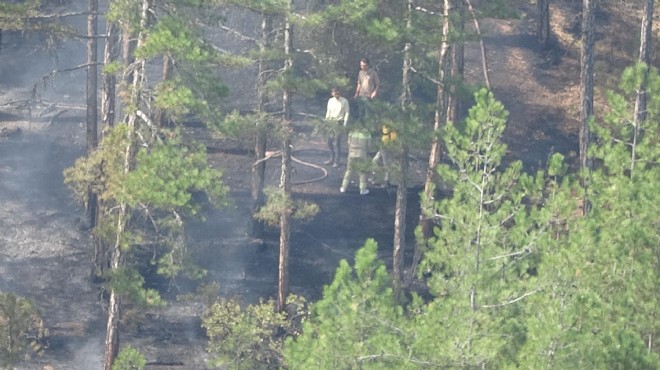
[632,0,653,178]
[154,55,172,127]
[277,4,293,312]
[103,208,124,370]
[448,0,465,126]
[416,0,451,264]
[119,26,136,121]
[278,132,292,312]
[393,0,413,300]
[103,289,120,370]
[250,131,267,237]
[101,21,119,128]
[392,147,408,300]
[579,0,595,173]
[249,14,272,238]
[537,0,551,50]
[84,0,98,230]
[94,18,119,281]
[104,1,150,367]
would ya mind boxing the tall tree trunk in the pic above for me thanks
[537,0,551,50]
[579,0,595,174]
[104,1,150,367]
[101,21,119,128]
[277,4,293,312]
[103,205,126,370]
[392,149,408,300]
[249,14,272,238]
[94,18,120,281]
[448,0,465,126]
[119,25,136,122]
[154,55,172,128]
[632,0,654,179]
[393,0,413,300]
[415,0,451,271]
[84,0,98,230]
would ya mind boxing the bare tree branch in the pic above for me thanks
[482,289,543,308]
[464,0,491,89]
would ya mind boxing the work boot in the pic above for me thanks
[324,151,335,165]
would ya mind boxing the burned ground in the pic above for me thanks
[0,1,641,368]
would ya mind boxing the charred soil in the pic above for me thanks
[0,1,641,368]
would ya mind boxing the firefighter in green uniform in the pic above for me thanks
[340,128,371,195]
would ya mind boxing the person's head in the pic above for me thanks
[331,87,341,98]
[359,58,370,70]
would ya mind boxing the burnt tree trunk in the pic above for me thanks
[537,0,551,50]
[277,3,293,312]
[84,0,98,230]
[249,14,272,238]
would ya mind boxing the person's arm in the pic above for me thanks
[370,71,380,99]
[342,98,350,126]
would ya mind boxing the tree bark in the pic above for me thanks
[94,18,120,281]
[103,206,125,370]
[448,0,465,125]
[104,1,150,367]
[579,0,595,174]
[154,55,172,128]
[393,0,413,300]
[84,0,98,230]
[277,3,293,312]
[249,14,272,238]
[416,0,451,266]
[537,0,551,50]
[632,0,654,178]
[392,147,408,300]
[101,21,119,128]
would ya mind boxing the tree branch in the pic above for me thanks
[216,24,259,43]
[482,289,543,308]
[464,0,491,89]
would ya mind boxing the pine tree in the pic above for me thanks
[65,1,238,367]
[284,239,417,369]
[514,64,660,369]
[419,89,551,367]
[586,64,660,364]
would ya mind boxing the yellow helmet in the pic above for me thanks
[382,126,397,143]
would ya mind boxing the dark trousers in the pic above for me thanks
[356,97,372,122]
[326,120,344,165]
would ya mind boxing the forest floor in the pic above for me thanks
[0,1,638,369]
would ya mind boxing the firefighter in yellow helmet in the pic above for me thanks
[371,124,398,187]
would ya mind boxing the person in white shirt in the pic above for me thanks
[324,87,350,167]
